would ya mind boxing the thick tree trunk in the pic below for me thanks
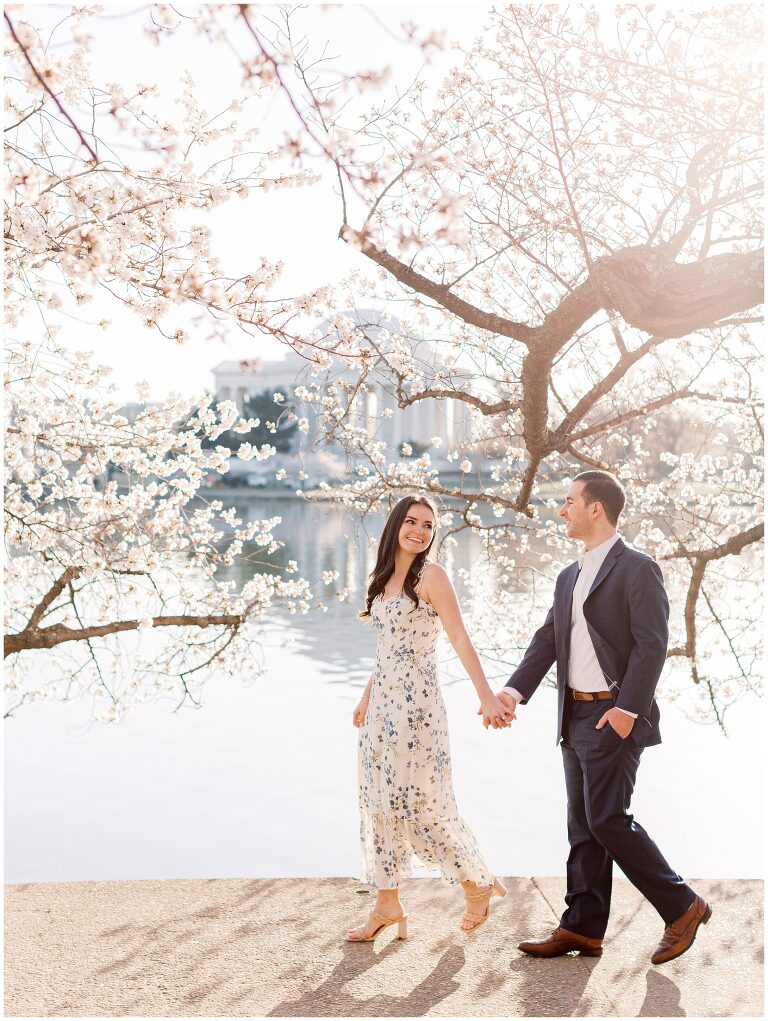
[590,246,764,339]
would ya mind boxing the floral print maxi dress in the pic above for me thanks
[358,591,494,889]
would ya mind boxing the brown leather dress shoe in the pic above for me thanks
[652,895,712,965]
[518,926,603,958]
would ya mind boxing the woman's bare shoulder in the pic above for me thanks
[423,561,448,581]
[421,561,451,596]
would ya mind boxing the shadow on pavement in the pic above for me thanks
[268,941,465,1017]
[504,954,601,1017]
[638,971,686,1017]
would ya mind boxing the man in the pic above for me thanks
[492,470,711,965]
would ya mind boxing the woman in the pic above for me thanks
[347,494,515,942]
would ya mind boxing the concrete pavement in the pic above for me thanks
[4,877,762,1016]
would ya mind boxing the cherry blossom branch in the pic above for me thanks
[343,227,763,357]
[514,7,593,270]
[395,386,518,417]
[562,390,749,447]
[5,612,246,658]
[549,334,669,445]
[658,183,763,255]
[24,566,83,632]
[4,12,98,161]
[662,524,764,567]
[339,225,535,345]
[4,100,45,131]
[665,524,763,713]
[238,6,327,152]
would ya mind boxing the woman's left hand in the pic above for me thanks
[353,697,370,728]
[479,695,516,730]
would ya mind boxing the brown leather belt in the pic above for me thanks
[571,690,614,701]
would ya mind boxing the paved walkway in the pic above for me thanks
[4,877,762,1016]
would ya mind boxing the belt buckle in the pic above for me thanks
[572,690,609,701]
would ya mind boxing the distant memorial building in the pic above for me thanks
[212,309,481,461]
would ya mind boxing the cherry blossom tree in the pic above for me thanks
[288,4,764,726]
[3,4,350,719]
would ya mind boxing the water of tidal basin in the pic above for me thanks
[4,497,763,882]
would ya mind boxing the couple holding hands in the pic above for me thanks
[348,471,711,967]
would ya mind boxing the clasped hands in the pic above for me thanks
[477,690,517,730]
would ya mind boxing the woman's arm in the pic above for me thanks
[423,564,514,728]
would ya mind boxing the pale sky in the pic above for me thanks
[22,3,495,401]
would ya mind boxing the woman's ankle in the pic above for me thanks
[374,891,402,914]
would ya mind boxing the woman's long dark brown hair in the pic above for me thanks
[359,495,439,618]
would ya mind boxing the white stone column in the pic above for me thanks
[445,399,455,449]
[432,399,447,446]
[381,388,398,453]
[398,401,415,454]
[455,399,474,447]
[365,389,378,440]
[416,399,430,445]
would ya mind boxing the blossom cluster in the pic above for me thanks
[4,337,318,719]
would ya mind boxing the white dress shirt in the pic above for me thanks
[507,533,636,717]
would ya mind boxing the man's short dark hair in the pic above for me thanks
[573,470,626,526]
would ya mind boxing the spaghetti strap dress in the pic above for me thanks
[358,590,494,889]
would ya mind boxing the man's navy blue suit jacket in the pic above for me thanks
[504,538,668,745]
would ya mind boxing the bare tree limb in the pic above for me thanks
[662,523,764,564]
[5,612,245,657]
[395,386,517,417]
